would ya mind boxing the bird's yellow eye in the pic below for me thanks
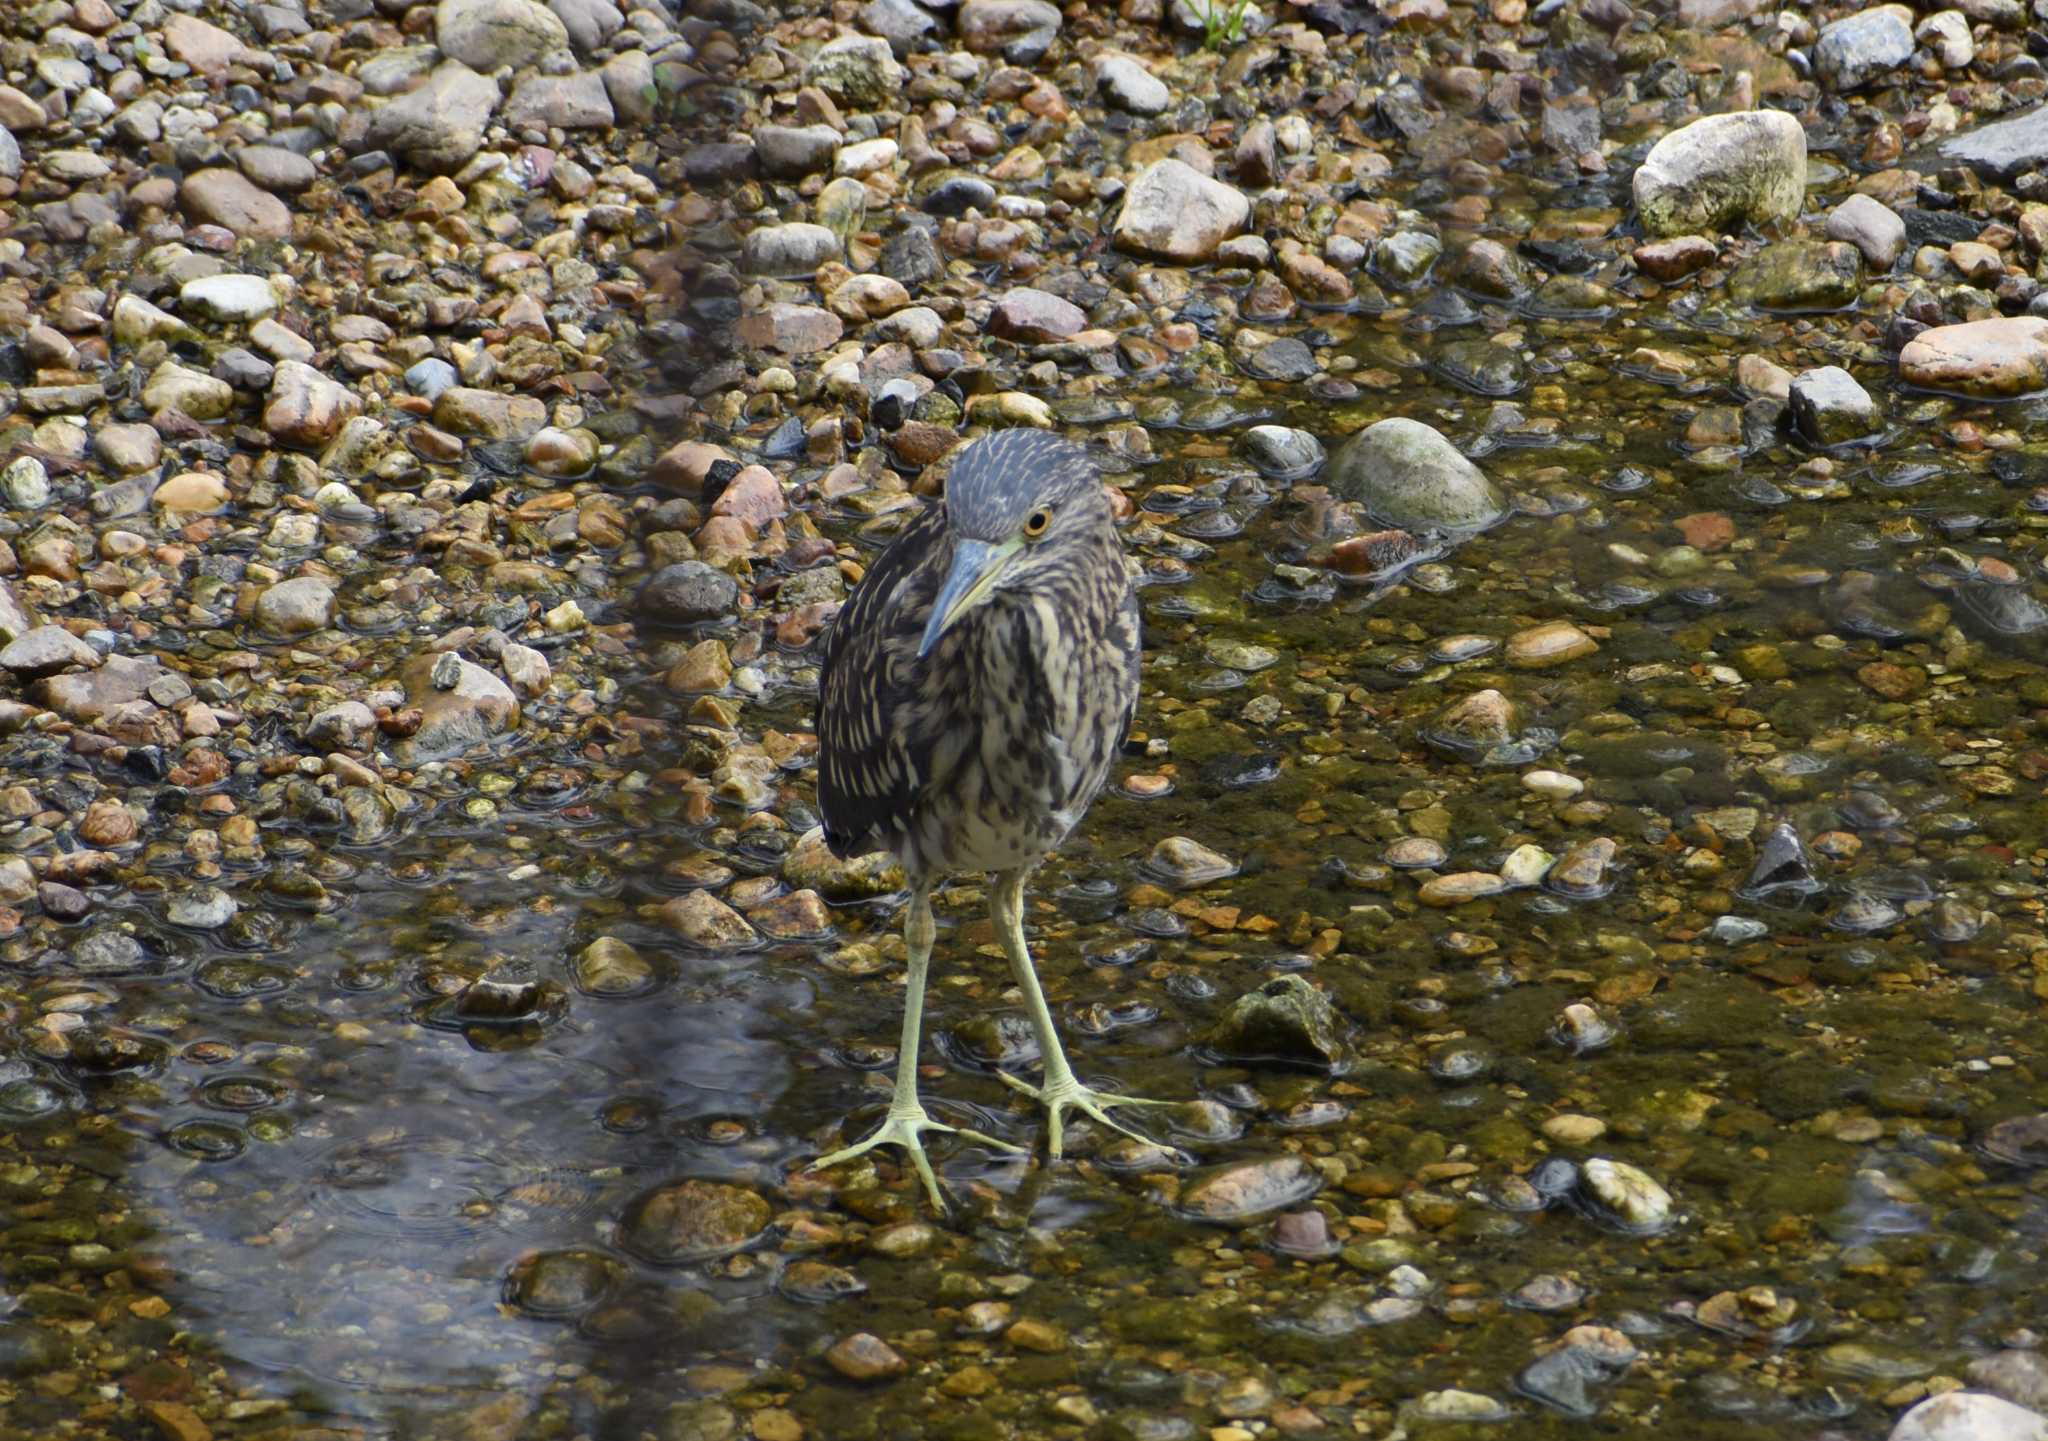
[1023,508,1052,538]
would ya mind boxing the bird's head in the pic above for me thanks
[919,430,1109,658]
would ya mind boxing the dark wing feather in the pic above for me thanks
[1114,573,1141,752]
[815,503,947,860]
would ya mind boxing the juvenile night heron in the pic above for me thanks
[809,428,1164,1208]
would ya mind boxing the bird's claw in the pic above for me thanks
[996,1070,1172,1158]
[809,1109,1022,1211]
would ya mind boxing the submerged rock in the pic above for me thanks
[1176,1155,1323,1224]
[618,1179,772,1264]
[1728,240,1860,311]
[1327,418,1505,532]
[1202,976,1347,1070]
[1578,1159,1674,1231]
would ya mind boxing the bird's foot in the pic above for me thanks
[809,1109,1022,1211]
[996,1070,1173,1159]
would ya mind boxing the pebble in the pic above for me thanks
[825,1333,907,1382]
[1580,1159,1674,1231]
[1507,622,1599,668]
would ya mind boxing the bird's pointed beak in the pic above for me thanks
[918,538,1019,658]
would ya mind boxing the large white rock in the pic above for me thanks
[1889,1393,2048,1441]
[1633,111,1806,238]
[1113,159,1249,263]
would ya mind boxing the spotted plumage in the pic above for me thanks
[817,429,1140,880]
[808,428,1163,1206]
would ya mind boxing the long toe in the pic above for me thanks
[809,1111,964,1211]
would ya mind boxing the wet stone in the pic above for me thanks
[1790,366,1881,447]
[825,1332,906,1382]
[1328,418,1504,532]
[1729,241,1861,312]
[1579,1158,1674,1232]
[1507,621,1598,668]
[1900,318,2048,397]
[504,1249,619,1317]
[1145,835,1237,888]
[618,1179,772,1264]
[1202,976,1347,1070]
[1633,111,1806,238]
[1419,872,1506,906]
[1177,1155,1323,1224]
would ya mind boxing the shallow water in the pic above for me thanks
[18,297,2044,1440]
[6,67,2048,1441]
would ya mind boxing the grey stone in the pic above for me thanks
[1113,158,1249,262]
[1327,417,1505,532]
[860,0,937,55]
[255,577,337,636]
[958,0,1061,63]
[1244,337,1316,381]
[1970,1352,2048,1413]
[180,168,293,239]
[365,61,502,175]
[0,582,34,645]
[166,886,239,928]
[549,0,623,53]
[0,625,99,679]
[503,69,614,130]
[1826,193,1906,267]
[36,654,166,722]
[880,225,942,287]
[1789,365,1880,446]
[305,700,378,750]
[742,222,842,276]
[1096,52,1170,116]
[1541,98,1601,158]
[436,0,570,70]
[757,124,841,179]
[1814,8,1914,91]
[988,286,1085,342]
[601,50,654,125]
[236,144,317,192]
[803,34,902,107]
[1917,10,1974,69]
[639,561,738,624]
[1239,425,1323,479]
[0,127,18,182]
[1632,110,1806,238]
[1940,103,2048,181]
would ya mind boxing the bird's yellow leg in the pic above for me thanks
[990,869,1172,1158]
[810,883,1020,1210]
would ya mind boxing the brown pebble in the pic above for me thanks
[825,1331,906,1382]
